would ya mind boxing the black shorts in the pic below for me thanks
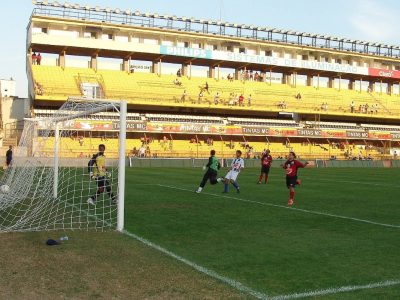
[96,176,110,188]
[286,175,298,188]
[261,166,270,174]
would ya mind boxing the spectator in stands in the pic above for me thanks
[177,68,182,77]
[173,78,182,86]
[239,94,244,106]
[203,82,209,94]
[254,72,260,81]
[369,104,374,114]
[130,66,135,73]
[247,94,252,106]
[227,74,233,82]
[198,91,204,104]
[178,90,187,103]
[260,72,265,82]
[350,101,355,113]
[375,103,379,114]
[214,92,220,105]
[34,81,43,95]
[145,146,151,157]
[138,145,146,158]
[249,70,253,81]
[32,52,37,65]
[37,53,42,65]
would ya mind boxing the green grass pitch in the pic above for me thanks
[124,166,400,299]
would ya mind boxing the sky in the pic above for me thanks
[1,0,400,98]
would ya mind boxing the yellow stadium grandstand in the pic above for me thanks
[27,1,400,160]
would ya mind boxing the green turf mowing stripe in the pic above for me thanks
[157,184,400,229]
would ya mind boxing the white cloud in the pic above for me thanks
[350,0,400,43]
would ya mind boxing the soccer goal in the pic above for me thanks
[0,98,127,233]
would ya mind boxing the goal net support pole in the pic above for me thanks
[117,101,127,232]
[53,122,60,199]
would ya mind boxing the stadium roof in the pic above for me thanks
[31,0,400,59]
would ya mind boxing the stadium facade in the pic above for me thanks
[26,1,400,160]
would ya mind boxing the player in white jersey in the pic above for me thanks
[223,150,244,193]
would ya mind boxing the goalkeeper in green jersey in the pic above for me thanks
[196,150,223,193]
[87,144,116,205]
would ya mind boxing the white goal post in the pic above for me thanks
[0,98,127,233]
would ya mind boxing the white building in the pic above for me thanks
[0,78,16,98]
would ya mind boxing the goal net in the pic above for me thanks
[0,98,126,233]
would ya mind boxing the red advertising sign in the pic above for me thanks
[368,68,400,79]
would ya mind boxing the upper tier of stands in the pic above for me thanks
[32,65,400,119]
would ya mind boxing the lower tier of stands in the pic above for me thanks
[36,136,386,160]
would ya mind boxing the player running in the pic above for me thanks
[196,150,223,193]
[87,144,116,205]
[281,151,309,206]
[258,149,272,184]
[223,150,244,193]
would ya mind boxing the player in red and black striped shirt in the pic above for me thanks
[281,151,309,206]
[258,149,272,184]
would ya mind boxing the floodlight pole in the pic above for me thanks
[117,100,127,232]
[53,122,60,199]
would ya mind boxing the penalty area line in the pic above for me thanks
[122,229,269,300]
[157,184,400,229]
[269,279,400,300]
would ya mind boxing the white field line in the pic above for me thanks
[123,229,269,299]
[157,184,400,229]
[270,279,400,300]
[69,203,268,299]
[72,198,400,299]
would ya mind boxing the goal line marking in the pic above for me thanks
[123,229,269,299]
[157,184,400,229]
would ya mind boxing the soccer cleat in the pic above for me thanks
[195,187,202,193]
[296,179,301,185]
[257,181,261,184]
[288,198,294,206]
[87,197,95,206]
[237,188,240,194]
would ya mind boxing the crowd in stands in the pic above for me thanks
[350,101,379,114]
[31,52,42,65]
